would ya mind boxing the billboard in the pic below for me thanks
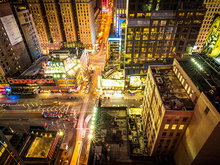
[7,78,55,86]
[0,15,23,46]
[42,61,65,74]
[101,79,124,88]
[202,16,220,60]
[130,76,146,87]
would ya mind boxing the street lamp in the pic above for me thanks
[90,125,94,129]
[93,107,97,113]
[58,130,64,136]
[88,134,93,139]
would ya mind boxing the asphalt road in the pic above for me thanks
[70,7,112,164]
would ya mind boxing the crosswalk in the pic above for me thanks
[0,102,82,115]
[23,103,43,108]
[0,103,44,108]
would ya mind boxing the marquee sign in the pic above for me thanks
[7,78,55,85]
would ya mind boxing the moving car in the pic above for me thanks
[53,101,61,106]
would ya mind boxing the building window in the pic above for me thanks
[204,107,210,115]
[137,13,143,18]
[164,124,169,129]
[182,117,188,122]
[179,125,184,130]
[169,132,174,137]
[167,119,171,123]
[171,124,177,130]
[162,132,167,137]
[174,119,179,122]
[176,132,181,136]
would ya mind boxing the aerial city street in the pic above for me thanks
[0,0,220,165]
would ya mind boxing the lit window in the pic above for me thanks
[179,125,184,130]
[171,124,177,130]
[137,13,143,18]
[164,124,169,129]
[130,14,134,18]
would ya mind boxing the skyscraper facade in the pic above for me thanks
[59,0,77,42]
[174,57,220,165]
[142,64,194,155]
[26,0,51,53]
[122,0,205,75]
[0,3,32,79]
[15,5,42,61]
[102,0,108,12]
[27,0,96,52]
[43,0,64,43]
[194,0,220,53]
[75,0,96,50]
[174,15,220,165]
[114,0,126,36]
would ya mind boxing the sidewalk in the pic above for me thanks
[100,93,143,107]
[100,92,143,100]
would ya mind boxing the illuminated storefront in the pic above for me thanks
[129,76,146,88]
[128,108,142,115]
[98,76,125,95]
[7,48,87,94]
[8,61,81,94]
[0,84,10,94]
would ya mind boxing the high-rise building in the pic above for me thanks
[26,0,51,53]
[14,5,42,61]
[0,129,24,165]
[143,15,220,161]
[75,0,96,50]
[143,55,219,159]
[59,0,77,42]
[43,0,64,43]
[174,56,220,165]
[94,8,102,37]
[122,0,205,75]
[194,0,220,53]
[174,15,220,165]
[102,0,108,12]
[107,34,121,64]
[27,0,96,52]
[114,0,126,36]
[0,3,32,78]
[142,64,194,155]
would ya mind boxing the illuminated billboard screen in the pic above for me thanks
[101,79,124,88]
[0,15,23,46]
[42,61,65,74]
[130,76,146,87]
[202,16,220,64]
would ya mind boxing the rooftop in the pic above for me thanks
[177,55,220,111]
[151,66,194,111]
[26,136,55,158]
[50,47,85,60]
[20,56,48,77]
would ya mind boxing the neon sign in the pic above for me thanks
[7,78,55,84]
[42,61,65,74]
